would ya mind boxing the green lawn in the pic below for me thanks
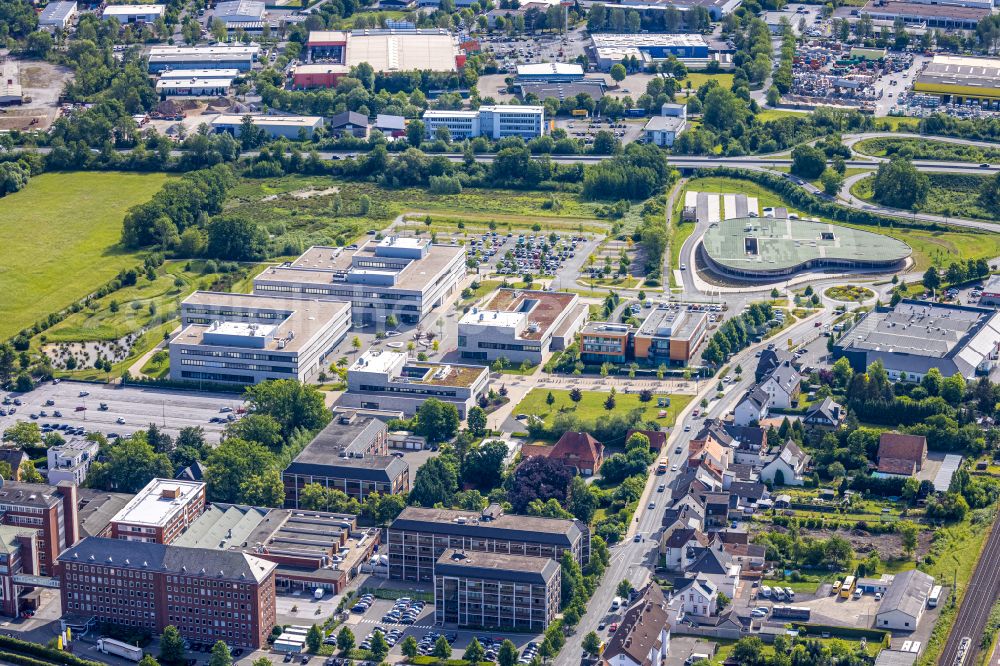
[516,389,693,430]
[681,72,735,92]
[757,109,810,122]
[0,171,171,339]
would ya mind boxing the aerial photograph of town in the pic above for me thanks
[2,0,1000,664]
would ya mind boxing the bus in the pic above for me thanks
[928,585,943,608]
[840,576,856,599]
[571,109,589,117]
[772,606,811,621]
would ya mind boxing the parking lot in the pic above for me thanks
[553,115,647,147]
[0,381,241,443]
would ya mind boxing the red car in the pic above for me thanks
[75,406,86,412]
[608,623,618,632]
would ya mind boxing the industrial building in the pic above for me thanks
[434,550,561,631]
[341,350,490,418]
[282,411,410,505]
[386,504,589,582]
[850,0,986,30]
[700,216,911,280]
[303,29,459,75]
[0,61,23,106]
[515,63,585,82]
[211,114,324,139]
[59,538,277,648]
[39,1,77,29]
[621,0,742,19]
[168,291,351,385]
[292,63,351,89]
[979,274,1000,307]
[213,0,266,25]
[156,77,233,96]
[517,79,606,102]
[102,4,164,22]
[252,240,467,327]
[913,55,1000,107]
[422,105,545,140]
[147,45,260,72]
[591,33,709,70]
[833,300,1000,381]
[458,288,587,365]
[875,569,934,632]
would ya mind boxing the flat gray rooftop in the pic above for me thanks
[840,301,986,359]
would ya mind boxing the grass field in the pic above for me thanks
[756,109,810,122]
[0,172,171,340]
[854,137,1000,163]
[873,116,921,132]
[684,175,1000,272]
[681,72,735,91]
[516,389,693,430]
[852,173,997,224]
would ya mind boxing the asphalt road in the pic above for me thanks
[554,311,833,666]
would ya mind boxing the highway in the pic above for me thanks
[554,310,835,666]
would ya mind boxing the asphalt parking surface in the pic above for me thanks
[0,380,242,443]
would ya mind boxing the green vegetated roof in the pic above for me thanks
[702,217,911,272]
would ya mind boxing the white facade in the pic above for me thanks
[422,105,545,140]
[103,4,165,23]
[759,444,809,487]
[169,291,351,385]
[148,45,260,72]
[677,578,718,618]
[156,78,233,96]
[46,439,99,485]
[340,350,490,418]
[211,114,324,139]
[733,393,768,426]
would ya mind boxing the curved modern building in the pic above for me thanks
[700,216,911,280]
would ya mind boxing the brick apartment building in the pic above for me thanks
[108,479,206,545]
[386,504,588,582]
[59,537,277,648]
[0,481,80,576]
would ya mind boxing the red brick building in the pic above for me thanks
[549,431,604,476]
[59,537,277,649]
[108,479,206,544]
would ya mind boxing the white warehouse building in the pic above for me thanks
[211,114,324,139]
[102,4,165,23]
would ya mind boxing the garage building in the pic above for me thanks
[875,569,934,632]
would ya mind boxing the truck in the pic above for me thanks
[97,638,143,662]
[656,462,668,475]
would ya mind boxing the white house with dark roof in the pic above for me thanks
[733,386,769,426]
[602,583,671,666]
[759,440,810,487]
[673,576,718,618]
[757,360,800,409]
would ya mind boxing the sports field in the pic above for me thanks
[0,171,171,339]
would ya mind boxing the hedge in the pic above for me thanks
[0,637,104,666]
[790,623,891,646]
[408,658,495,666]
[0,652,55,666]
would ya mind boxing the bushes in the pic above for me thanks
[791,624,891,645]
[0,636,104,666]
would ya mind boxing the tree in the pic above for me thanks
[18,460,43,484]
[209,641,232,666]
[337,627,355,654]
[872,157,930,209]
[410,457,458,507]
[223,413,283,450]
[414,398,460,444]
[307,625,323,653]
[461,440,508,490]
[467,406,488,437]
[617,579,633,598]
[509,456,574,513]
[432,635,452,660]
[899,521,918,558]
[206,215,266,260]
[923,267,941,293]
[790,145,827,180]
[604,392,616,410]
[369,632,389,662]
[570,387,583,404]
[89,432,172,493]
[547,391,556,407]
[820,168,844,196]
[159,625,186,664]
[463,638,485,663]
[204,438,276,503]
[3,422,41,448]
[245,379,331,438]
[582,632,601,657]
[497,640,519,666]
[401,636,419,659]
[139,657,161,666]
[609,63,627,84]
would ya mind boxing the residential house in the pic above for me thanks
[719,540,766,570]
[549,431,604,476]
[0,449,28,481]
[755,348,796,382]
[877,433,928,476]
[660,527,709,572]
[733,386,769,426]
[727,481,768,514]
[673,577,718,618]
[803,397,846,428]
[602,583,671,666]
[327,111,370,138]
[687,435,731,476]
[700,492,731,528]
[759,440,810,487]
[757,361,801,409]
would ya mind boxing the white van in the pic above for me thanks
[760,585,772,598]
[685,654,710,665]
[611,596,623,611]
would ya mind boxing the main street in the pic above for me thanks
[554,310,836,666]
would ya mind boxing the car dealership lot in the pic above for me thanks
[0,380,242,443]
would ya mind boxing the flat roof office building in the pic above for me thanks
[213,0,266,24]
[635,305,709,365]
[435,549,561,631]
[341,350,490,418]
[253,240,466,327]
[386,504,588,582]
[108,479,206,545]
[422,105,545,140]
[169,291,351,386]
[515,63,584,82]
[833,300,1000,381]
[458,289,588,365]
[147,45,260,72]
[282,412,410,505]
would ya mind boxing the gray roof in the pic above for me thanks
[285,455,408,482]
[58,536,277,583]
[390,505,581,547]
[742,385,770,411]
[877,569,934,620]
[644,115,686,132]
[756,348,794,380]
[375,114,405,130]
[76,489,133,538]
[804,396,843,424]
[764,361,800,396]
[518,80,606,101]
[0,480,65,509]
[329,111,369,129]
[874,651,918,666]
[434,549,559,585]
[39,1,76,24]
[172,503,270,550]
